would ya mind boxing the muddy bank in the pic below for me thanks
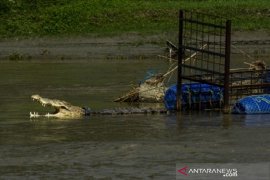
[0,31,269,60]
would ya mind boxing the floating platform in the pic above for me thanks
[164,83,223,110]
[232,94,270,114]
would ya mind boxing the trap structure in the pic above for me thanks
[176,10,270,112]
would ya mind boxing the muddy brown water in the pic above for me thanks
[0,59,269,179]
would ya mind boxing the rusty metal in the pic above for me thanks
[229,69,270,104]
[177,10,184,111]
[177,10,270,111]
[224,20,231,112]
[177,10,230,111]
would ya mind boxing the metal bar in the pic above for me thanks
[178,10,237,111]
[230,83,270,88]
[183,45,226,57]
[182,76,224,87]
[177,10,184,111]
[229,70,270,74]
[183,18,226,29]
[182,64,224,75]
[223,20,231,113]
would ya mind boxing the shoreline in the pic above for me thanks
[0,31,269,61]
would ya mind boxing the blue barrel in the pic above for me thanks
[263,71,270,93]
[164,85,178,110]
[164,83,223,110]
[232,94,270,114]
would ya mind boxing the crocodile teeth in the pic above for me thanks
[45,113,52,117]
[30,112,40,118]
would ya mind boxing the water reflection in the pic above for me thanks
[232,114,270,127]
[167,112,270,128]
[0,60,270,179]
[166,112,229,129]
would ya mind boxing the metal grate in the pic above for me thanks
[176,10,270,112]
[177,10,231,111]
[229,69,270,104]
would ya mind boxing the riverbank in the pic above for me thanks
[0,31,269,61]
[0,0,270,38]
[0,33,166,60]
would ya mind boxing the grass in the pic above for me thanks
[0,0,269,38]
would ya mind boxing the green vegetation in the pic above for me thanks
[0,0,269,38]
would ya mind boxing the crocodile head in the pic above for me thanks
[30,94,85,118]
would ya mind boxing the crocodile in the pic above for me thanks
[30,94,168,119]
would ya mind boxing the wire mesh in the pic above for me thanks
[178,10,270,111]
[229,69,270,104]
[181,10,227,87]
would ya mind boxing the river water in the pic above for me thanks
[0,60,269,179]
